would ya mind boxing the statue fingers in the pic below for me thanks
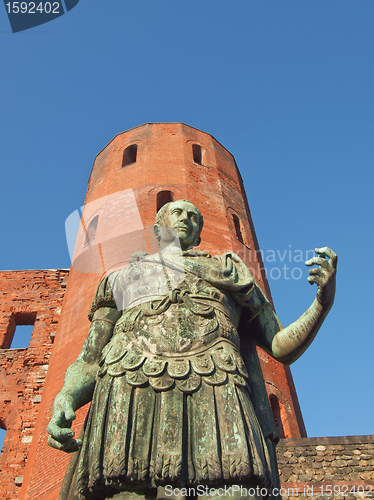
[307,275,323,287]
[315,247,338,269]
[53,394,76,424]
[308,267,327,278]
[63,407,76,423]
[47,419,75,441]
[47,435,81,453]
[305,256,329,268]
[47,434,68,450]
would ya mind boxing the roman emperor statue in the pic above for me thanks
[48,200,337,500]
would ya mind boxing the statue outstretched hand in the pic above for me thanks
[305,247,337,308]
[47,392,82,453]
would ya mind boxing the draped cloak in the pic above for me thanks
[59,249,281,500]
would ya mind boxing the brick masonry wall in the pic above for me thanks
[278,435,374,499]
[0,270,68,500]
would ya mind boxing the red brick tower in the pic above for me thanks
[16,123,306,500]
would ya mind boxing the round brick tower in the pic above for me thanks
[20,123,306,500]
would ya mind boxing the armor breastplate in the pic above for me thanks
[99,285,246,394]
[134,302,219,353]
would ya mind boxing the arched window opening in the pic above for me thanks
[122,144,137,167]
[157,191,173,212]
[269,394,285,439]
[192,144,204,165]
[232,214,244,244]
[0,422,6,453]
[85,215,99,246]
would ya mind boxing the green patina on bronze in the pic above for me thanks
[47,200,337,500]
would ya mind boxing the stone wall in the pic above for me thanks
[0,269,68,500]
[278,435,374,499]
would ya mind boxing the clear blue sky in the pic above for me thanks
[1,1,373,452]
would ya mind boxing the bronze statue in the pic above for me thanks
[47,200,337,500]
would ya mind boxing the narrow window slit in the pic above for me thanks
[122,144,137,167]
[232,214,244,243]
[157,191,173,212]
[85,215,99,246]
[192,144,203,165]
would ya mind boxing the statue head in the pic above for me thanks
[154,199,204,251]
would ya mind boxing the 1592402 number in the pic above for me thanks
[5,2,61,14]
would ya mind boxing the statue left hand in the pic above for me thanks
[305,247,337,308]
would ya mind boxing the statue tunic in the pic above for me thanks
[73,250,278,499]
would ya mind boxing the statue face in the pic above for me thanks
[163,200,201,250]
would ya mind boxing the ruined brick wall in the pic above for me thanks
[0,270,68,499]
[278,435,374,499]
